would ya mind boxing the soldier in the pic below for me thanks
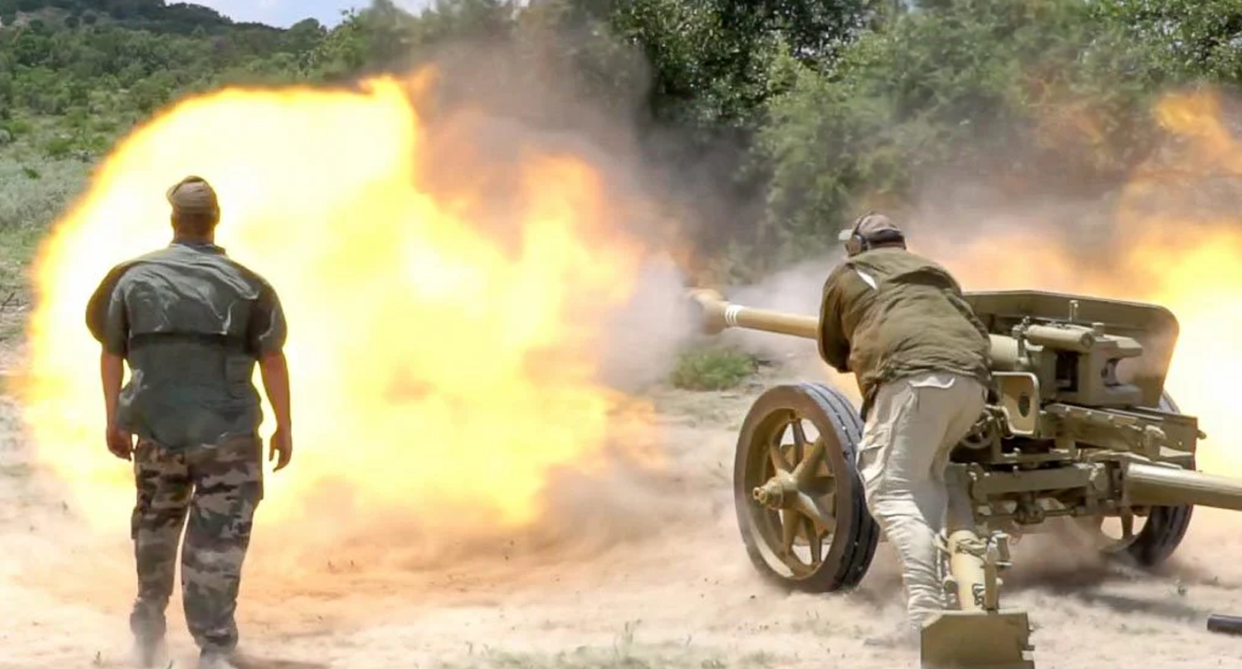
[817,212,992,640]
[85,175,292,669]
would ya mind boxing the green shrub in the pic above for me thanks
[669,346,758,391]
[43,136,73,158]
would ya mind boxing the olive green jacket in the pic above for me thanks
[818,246,992,419]
[85,240,287,450]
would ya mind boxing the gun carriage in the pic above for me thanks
[689,288,1242,668]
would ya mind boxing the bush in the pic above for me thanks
[669,345,758,391]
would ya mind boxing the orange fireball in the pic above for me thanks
[14,71,661,535]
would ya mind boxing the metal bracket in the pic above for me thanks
[994,372,1041,437]
[952,531,1012,612]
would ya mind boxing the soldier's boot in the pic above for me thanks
[198,649,241,669]
[128,598,169,668]
[132,637,168,669]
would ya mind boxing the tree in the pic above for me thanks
[1094,0,1242,85]
[755,0,1164,264]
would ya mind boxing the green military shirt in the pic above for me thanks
[818,246,992,418]
[85,240,287,451]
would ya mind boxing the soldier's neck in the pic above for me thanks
[173,234,216,246]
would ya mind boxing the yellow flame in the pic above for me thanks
[17,67,1242,557]
[15,71,659,534]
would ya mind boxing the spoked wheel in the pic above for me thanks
[1074,391,1195,567]
[733,382,879,592]
[1078,510,1153,554]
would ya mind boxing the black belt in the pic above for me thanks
[128,332,248,352]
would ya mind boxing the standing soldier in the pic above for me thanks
[817,212,992,642]
[85,175,293,669]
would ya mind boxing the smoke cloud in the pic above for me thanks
[15,9,1242,664]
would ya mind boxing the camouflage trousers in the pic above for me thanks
[129,434,264,654]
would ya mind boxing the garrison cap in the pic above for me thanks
[166,175,219,215]
[838,212,902,242]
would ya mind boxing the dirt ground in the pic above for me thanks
[3,352,1242,669]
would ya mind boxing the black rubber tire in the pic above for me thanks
[733,382,880,592]
[1116,391,1195,567]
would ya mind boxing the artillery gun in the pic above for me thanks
[689,287,1242,669]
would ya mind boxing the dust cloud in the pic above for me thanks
[10,8,1242,669]
[403,26,706,396]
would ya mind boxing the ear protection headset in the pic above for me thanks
[844,212,906,256]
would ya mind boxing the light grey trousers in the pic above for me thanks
[856,371,987,629]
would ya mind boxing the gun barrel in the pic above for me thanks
[689,288,1019,367]
[688,288,819,339]
[1125,462,1242,511]
[1208,614,1242,636]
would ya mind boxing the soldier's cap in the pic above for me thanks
[166,175,219,215]
[838,212,902,242]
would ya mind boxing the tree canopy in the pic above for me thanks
[0,0,1235,277]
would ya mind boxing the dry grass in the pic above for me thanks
[0,153,90,344]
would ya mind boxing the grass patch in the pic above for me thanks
[0,224,42,285]
[0,156,91,229]
[0,223,42,341]
[0,152,91,342]
[0,155,91,279]
[669,345,758,391]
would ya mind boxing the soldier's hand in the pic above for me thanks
[105,423,133,461]
[269,427,292,472]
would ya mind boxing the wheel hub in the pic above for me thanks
[753,471,799,510]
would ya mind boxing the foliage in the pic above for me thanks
[1093,0,1242,84]
[599,0,877,262]
[669,345,758,391]
[0,0,1233,285]
[752,0,1174,268]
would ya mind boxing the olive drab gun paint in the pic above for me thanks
[688,287,1242,669]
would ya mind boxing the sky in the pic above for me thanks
[194,0,435,28]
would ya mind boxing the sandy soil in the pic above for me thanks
[3,357,1242,669]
